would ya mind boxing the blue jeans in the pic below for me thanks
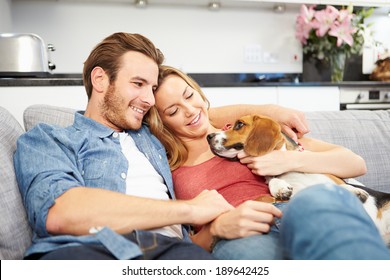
[213,202,287,260]
[281,184,390,260]
[33,230,215,260]
[213,184,390,260]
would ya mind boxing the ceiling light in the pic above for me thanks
[135,0,147,8]
[273,4,286,14]
[208,1,221,11]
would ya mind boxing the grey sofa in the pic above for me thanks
[1,104,390,260]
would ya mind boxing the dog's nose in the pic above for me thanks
[207,133,215,143]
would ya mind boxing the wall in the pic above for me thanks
[0,0,12,32]
[367,7,390,56]
[3,1,390,74]
[9,0,302,74]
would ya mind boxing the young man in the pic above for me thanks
[13,32,309,260]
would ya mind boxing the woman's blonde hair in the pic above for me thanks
[146,65,210,171]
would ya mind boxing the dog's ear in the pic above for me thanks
[244,116,281,156]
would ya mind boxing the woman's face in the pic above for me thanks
[154,74,210,141]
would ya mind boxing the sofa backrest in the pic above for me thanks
[24,104,76,131]
[24,105,390,193]
[306,110,390,193]
[0,107,32,260]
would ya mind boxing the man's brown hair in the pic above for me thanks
[83,32,164,99]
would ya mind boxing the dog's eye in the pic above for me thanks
[233,121,245,130]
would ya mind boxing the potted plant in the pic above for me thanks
[296,4,374,82]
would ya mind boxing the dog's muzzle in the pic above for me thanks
[207,132,242,160]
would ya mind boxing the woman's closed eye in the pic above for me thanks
[185,92,194,99]
[167,107,178,116]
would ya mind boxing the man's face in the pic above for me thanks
[100,51,159,131]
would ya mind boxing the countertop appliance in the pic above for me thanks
[0,33,55,77]
[340,87,390,110]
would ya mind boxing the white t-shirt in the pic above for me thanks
[119,132,183,239]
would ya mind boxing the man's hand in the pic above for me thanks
[186,190,234,226]
[209,104,309,142]
[209,200,282,239]
[266,105,309,142]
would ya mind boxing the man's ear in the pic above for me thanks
[91,67,108,93]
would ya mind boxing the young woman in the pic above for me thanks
[146,66,388,260]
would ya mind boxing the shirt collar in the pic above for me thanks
[73,111,148,139]
[73,111,117,138]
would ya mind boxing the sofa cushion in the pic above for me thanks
[0,107,32,260]
[306,110,390,192]
[24,104,76,131]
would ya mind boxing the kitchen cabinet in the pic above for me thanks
[0,86,86,126]
[202,87,278,108]
[202,86,340,112]
[0,83,340,126]
[277,87,339,111]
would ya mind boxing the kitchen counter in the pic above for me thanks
[0,73,84,87]
[196,81,390,88]
[0,73,389,88]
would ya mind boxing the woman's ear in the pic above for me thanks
[91,67,108,93]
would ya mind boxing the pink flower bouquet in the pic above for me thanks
[296,4,374,81]
[295,4,372,60]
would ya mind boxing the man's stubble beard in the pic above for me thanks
[100,84,142,131]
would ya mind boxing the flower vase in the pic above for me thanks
[329,52,346,82]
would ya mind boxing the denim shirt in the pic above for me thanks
[13,111,190,259]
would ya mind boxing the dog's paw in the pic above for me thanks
[354,188,370,203]
[269,178,293,200]
[382,234,390,247]
[341,184,370,203]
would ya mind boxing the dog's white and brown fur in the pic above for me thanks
[207,114,390,244]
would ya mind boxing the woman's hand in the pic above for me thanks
[237,137,367,178]
[209,200,282,239]
[237,150,298,176]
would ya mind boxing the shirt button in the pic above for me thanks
[112,132,119,138]
[81,170,85,175]
[137,133,141,137]
[159,154,162,160]
[121,172,127,179]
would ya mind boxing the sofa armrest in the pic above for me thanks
[0,107,32,259]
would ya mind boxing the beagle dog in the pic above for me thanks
[207,114,390,244]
